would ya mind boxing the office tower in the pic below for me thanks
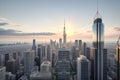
[83,42,87,56]
[59,38,62,48]
[77,55,90,80]
[24,50,35,79]
[41,45,46,60]
[30,61,52,80]
[90,48,96,80]
[32,39,36,55]
[13,52,18,60]
[58,48,70,60]
[13,52,19,71]
[52,53,55,67]
[116,46,120,80]
[63,21,67,45]
[0,54,4,66]
[71,46,77,60]
[36,44,41,71]
[92,17,107,80]
[0,66,6,80]
[6,72,16,80]
[79,40,82,49]
[47,45,51,61]
[55,48,70,80]
[108,53,116,69]
[71,46,77,72]
[6,59,17,74]
[74,40,80,57]
[5,53,9,66]
[103,49,107,80]
[75,40,79,47]
[86,47,90,60]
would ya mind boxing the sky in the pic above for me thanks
[0,0,120,43]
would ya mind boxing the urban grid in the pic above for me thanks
[0,0,120,80]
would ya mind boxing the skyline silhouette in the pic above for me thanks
[0,0,120,43]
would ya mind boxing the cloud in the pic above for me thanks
[113,27,120,32]
[86,30,92,33]
[104,27,120,41]
[0,28,56,36]
[0,22,8,26]
[0,18,24,27]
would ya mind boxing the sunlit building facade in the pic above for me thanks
[92,18,106,80]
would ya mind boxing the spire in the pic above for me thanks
[94,0,102,20]
[64,19,65,28]
[63,19,66,44]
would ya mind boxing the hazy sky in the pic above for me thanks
[0,0,120,43]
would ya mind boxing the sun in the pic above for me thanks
[66,25,74,37]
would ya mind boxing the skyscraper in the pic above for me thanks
[116,46,120,80]
[6,59,17,74]
[0,54,4,66]
[24,50,35,79]
[55,48,70,80]
[37,44,42,71]
[77,55,90,80]
[0,66,6,80]
[63,21,66,45]
[92,17,106,80]
[32,39,36,55]
[59,38,62,48]
[83,42,87,56]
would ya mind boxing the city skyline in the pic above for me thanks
[0,0,120,43]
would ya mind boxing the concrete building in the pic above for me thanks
[32,39,36,56]
[6,59,17,74]
[0,66,6,80]
[24,49,35,79]
[77,55,90,80]
[55,48,70,80]
[30,61,52,80]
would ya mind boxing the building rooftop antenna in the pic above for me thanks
[94,0,102,19]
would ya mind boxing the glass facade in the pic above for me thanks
[93,18,104,48]
[92,18,105,80]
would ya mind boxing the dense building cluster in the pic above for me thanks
[0,17,119,80]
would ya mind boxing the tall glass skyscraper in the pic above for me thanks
[92,18,104,80]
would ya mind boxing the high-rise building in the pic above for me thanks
[58,48,70,60]
[41,45,46,60]
[79,40,82,54]
[55,48,70,80]
[63,21,66,45]
[0,66,6,80]
[37,44,42,71]
[75,40,79,47]
[13,52,19,71]
[6,58,17,74]
[86,47,91,60]
[83,42,87,56]
[5,53,9,66]
[103,49,107,80]
[77,55,90,80]
[30,61,52,80]
[116,46,120,79]
[24,50,35,79]
[47,45,51,61]
[0,54,4,66]
[90,48,96,80]
[92,17,107,80]
[59,38,62,48]
[32,39,36,55]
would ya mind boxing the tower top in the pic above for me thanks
[64,19,65,28]
[94,0,102,20]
